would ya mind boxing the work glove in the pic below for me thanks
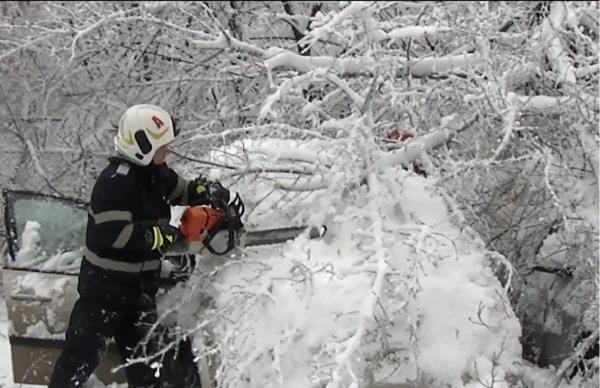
[151,224,185,253]
[158,259,191,285]
[159,259,176,279]
[207,181,230,209]
[188,175,231,208]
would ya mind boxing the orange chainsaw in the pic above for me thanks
[175,193,326,255]
[178,193,245,255]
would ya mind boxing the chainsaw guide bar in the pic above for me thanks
[169,225,327,255]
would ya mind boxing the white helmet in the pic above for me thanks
[114,104,179,166]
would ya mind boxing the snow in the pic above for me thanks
[12,220,83,273]
[0,297,125,388]
[387,25,451,42]
[409,53,480,78]
[14,221,43,263]
[0,295,43,388]
[1,141,594,388]
[540,2,576,84]
[1,1,598,387]
[157,138,529,388]
[264,49,372,75]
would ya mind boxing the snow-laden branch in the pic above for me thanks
[298,1,372,50]
[575,64,600,78]
[189,31,266,57]
[575,7,599,37]
[554,329,599,385]
[271,175,329,192]
[409,53,480,77]
[258,72,315,122]
[183,123,333,143]
[69,8,140,62]
[328,173,389,388]
[298,1,451,49]
[25,139,60,194]
[265,48,480,78]
[377,115,478,170]
[385,25,452,45]
[0,29,70,62]
[492,95,517,160]
[231,165,316,176]
[250,145,331,166]
[185,7,466,80]
[264,47,374,75]
[540,2,576,85]
[325,73,365,109]
[543,151,570,232]
[117,15,214,39]
[507,91,599,113]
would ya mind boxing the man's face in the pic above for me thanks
[152,145,169,165]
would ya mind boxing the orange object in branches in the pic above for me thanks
[388,129,415,142]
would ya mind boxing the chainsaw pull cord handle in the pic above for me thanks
[202,194,244,255]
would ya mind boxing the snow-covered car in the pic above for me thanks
[1,189,206,387]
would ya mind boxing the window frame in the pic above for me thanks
[2,189,88,275]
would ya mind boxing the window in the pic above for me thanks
[4,190,87,274]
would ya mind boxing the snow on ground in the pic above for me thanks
[0,294,124,388]
[0,293,42,388]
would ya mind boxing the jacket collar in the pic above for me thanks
[109,156,163,178]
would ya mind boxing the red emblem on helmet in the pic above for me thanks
[151,115,164,128]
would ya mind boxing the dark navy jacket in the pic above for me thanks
[78,157,191,305]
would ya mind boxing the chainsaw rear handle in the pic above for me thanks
[203,193,245,255]
[179,193,245,256]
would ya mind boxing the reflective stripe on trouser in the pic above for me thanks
[84,249,160,273]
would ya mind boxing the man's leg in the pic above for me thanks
[114,305,163,388]
[48,298,123,388]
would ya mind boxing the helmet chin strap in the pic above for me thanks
[115,150,148,166]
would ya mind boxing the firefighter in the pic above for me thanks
[49,104,230,388]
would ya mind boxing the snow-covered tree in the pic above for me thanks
[0,1,597,387]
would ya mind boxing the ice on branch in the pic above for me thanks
[190,32,266,57]
[540,2,576,85]
[264,48,372,75]
[299,1,372,49]
[507,91,599,113]
[409,53,480,77]
[258,73,315,122]
[386,25,452,45]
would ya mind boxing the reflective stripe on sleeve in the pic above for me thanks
[89,210,133,224]
[151,226,163,251]
[84,249,160,273]
[167,175,189,204]
[112,224,134,249]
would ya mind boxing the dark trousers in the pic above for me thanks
[48,298,162,388]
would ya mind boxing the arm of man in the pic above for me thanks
[87,173,181,255]
[154,163,227,207]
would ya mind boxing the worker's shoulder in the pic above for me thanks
[99,157,137,177]
[95,158,141,188]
